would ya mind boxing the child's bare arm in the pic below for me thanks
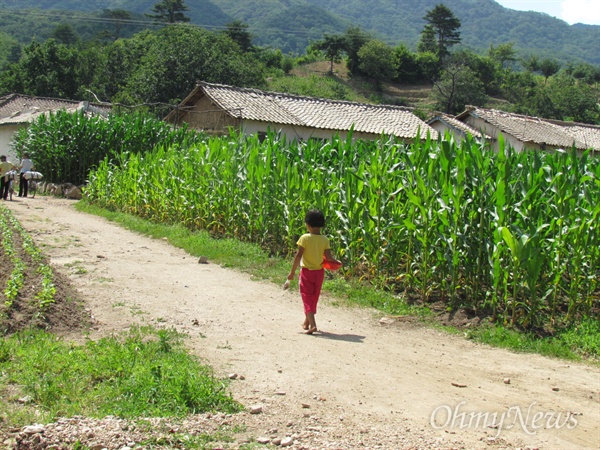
[287,246,304,280]
[324,249,341,265]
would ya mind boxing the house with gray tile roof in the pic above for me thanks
[427,112,492,144]
[0,94,111,162]
[453,106,600,154]
[547,120,600,152]
[165,81,438,142]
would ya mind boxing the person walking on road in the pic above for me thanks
[0,155,16,200]
[287,209,342,334]
[18,153,34,198]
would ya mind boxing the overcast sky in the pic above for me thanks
[494,0,600,25]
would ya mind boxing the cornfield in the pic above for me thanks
[84,131,600,329]
[10,111,203,185]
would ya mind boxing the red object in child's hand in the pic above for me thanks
[322,256,342,271]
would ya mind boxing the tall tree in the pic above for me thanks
[488,43,516,70]
[146,0,190,24]
[225,20,253,53]
[123,26,265,108]
[521,54,540,73]
[51,24,79,46]
[0,39,80,99]
[431,63,487,114]
[343,26,370,76]
[100,9,133,39]
[539,58,561,83]
[421,4,461,59]
[313,34,346,74]
[451,49,498,94]
[394,44,422,83]
[417,25,436,54]
[357,40,396,82]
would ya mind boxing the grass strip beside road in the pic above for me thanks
[0,326,241,429]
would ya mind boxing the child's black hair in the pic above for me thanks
[305,209,326,228]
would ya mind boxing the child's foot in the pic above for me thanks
[302,320,309,330]
[305,327,318,335]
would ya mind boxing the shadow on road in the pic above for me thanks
[312,331,366,343]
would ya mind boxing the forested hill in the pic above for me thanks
[0,0,599,64]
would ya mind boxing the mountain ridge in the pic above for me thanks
[0,0,598,64]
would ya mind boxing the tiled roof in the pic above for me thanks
[559,124,600,151]
[427,113,490,140]
[0,94,111,125]
[173,82,437,140]
[458,106,599,151]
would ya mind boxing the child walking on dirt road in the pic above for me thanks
[287,209,342,334]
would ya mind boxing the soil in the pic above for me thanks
[2,196,599,450]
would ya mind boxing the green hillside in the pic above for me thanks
[0,0,598,63]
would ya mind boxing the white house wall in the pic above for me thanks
[429,122,469,144]
[0,124,25,163]
[429,121,449,137]
[464,115,532,153]
[240,120,413,143]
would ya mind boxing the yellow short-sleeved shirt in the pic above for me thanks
[297,233,330,270]
[0,161,13,177]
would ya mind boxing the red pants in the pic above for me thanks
[299,268,324,314]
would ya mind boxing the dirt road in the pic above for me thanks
[5,196,599,449]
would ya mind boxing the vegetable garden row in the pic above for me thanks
[0,204,56,316]
[83,131,600,330]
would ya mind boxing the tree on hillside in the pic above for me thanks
[123,26,265,111]
[225,20,253,53]
[394,44,422,83]
[51,24,79,46]
[521,55,538,73]
[522,75,599,123]
[89,31,158,103]
[420,4,461,59]
[357,40,396,83]
[547,75,599,123]
[417,25,437,54]
[431,63,487,114]
[539,58,561,84]
[565,62,600,85]
[100,9,133,40]
[416,51,440,81]
[313,34,346,74]
[500,70,537,106]
[488,43,516,70]
[146,0,190,24]
[6,42,22,66]
[42,39,80,96]
[521,56,561,83]
[343,26,370,76]
[0,39,80,99]
[451,50,498,94]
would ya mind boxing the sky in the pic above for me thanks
[494,0,600,25]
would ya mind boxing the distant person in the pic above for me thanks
[18,153,34,198]
[0,155,16,200]
[287,209,342,334]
